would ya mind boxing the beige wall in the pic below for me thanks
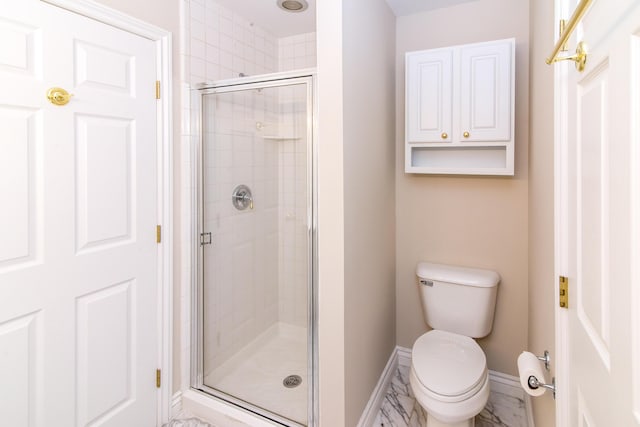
[395,0,530,376]
[93,0,183,394]
[342,0,397,426]
[316,1,346,425]
[528,0,556,425]
[317,1,397,425]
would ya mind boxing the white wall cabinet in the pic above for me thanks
[405,38,515,175]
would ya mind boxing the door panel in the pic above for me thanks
[0,16,41,77]
[406,49,453,142]
[0,106,42,269]
[559,0,640,425]
[75,115,135,252]
[0,311,42,426]
[74,40,135,94]
[459,41,512,142]
[76,280,135,425]
[576,63,611,368]
[0,1,159,425]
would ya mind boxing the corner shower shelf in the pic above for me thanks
[262,135,301,141]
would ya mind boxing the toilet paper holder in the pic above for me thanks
[528,375,556,399]
[536,350,551,370]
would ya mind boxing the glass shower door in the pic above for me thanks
[197,77,313,427]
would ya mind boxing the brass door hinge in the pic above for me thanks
[155,81,161,99]
[156,225,161,243]
[559,276,569,308]
[156,369,161,388]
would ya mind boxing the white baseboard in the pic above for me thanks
[396,346,412,367]
[356,346,405,427]
[357,346,535,427]
[171,391,183,417]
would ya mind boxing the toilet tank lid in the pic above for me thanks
[416,262,500,288]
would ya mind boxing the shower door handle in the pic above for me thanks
[200,232,212,245]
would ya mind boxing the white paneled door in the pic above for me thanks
[0,1,160,425]
[558,0,640,425]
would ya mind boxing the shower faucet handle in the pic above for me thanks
[231,185,253,211]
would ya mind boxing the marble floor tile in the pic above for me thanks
[372,364,530,427]
[166,410,214,427]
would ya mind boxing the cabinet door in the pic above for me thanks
[406,49,452,142]
[459,40,513,142]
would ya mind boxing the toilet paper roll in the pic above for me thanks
[517,351,547,397]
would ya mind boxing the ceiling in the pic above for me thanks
[384,0,479,16]
[214,0,317,38]
[214,0,478,39]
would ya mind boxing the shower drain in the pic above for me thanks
[283,374,302,388]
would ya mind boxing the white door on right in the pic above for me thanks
[558,0,640,425]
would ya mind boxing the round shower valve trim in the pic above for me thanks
[232,185,254,210]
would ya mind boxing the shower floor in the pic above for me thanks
[204,322,308,425]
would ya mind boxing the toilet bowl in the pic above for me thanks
[409,330,490,427]
[410,262,500,427]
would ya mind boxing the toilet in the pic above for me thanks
[409,262,500,427]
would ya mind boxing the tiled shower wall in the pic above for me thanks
[181,0,317,373]
[277,86,309,328]
[278,33,317,72]
[185,0,278,84]
[200,89,281,374]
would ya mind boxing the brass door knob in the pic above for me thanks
[463,131,470,138]
[441,132,448,139]
[47,87,74,106]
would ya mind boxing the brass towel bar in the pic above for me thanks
[546,0,594,72]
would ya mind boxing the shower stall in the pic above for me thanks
[192,72,316,427]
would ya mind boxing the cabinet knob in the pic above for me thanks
[463,131,470,138]
[441,132,448,139]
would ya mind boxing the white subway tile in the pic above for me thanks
[220,33,233,53]
[190,1,205,22]
[206,27,220,46]
[206,44,220,64]
[191,38,206,59]
[190,56,206,78]
[220,16,233,35]
[206,62,219,81]
[191,19,205,40]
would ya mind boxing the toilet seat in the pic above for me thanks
[411,330,487,402]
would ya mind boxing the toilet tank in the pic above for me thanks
[416,262,500,338]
